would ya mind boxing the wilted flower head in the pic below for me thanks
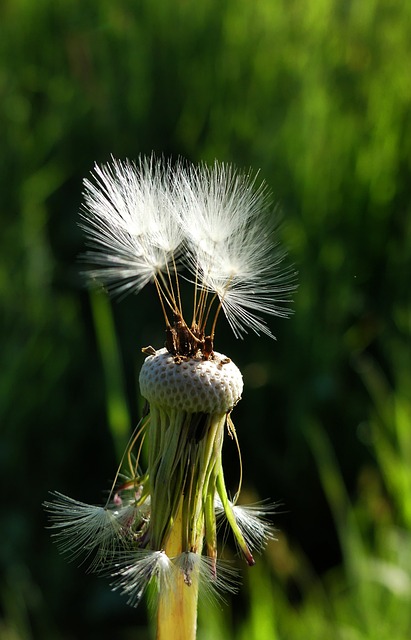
[46,156,295,638]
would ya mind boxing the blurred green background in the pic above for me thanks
[1,0,410,638]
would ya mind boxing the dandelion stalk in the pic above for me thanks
[157,500,199,640]
[44,156,296,639]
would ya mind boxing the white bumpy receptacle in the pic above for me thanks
[139,348,243,414]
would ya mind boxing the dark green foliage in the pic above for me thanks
[1,0,410,637]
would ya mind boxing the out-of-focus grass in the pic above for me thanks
[235,320,410,639]
[1,0,410,637]
[89,289,131,461]
[197,368,411,639]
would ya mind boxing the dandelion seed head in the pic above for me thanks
[47,154,292,622]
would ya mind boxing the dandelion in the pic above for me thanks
[45,156,296,640]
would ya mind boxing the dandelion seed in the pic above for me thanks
[177,161,296,338]
[44,492,129,572]
[80,157,184,297]
[174,552,240,605]
[215,497,277,554]
[112,550,175,608]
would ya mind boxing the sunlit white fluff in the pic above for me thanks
[175,162,265,252]
[173,551,239,605]
[111,549,239,609]
[80,156,184,296]
[178,161,295,338]
[215,497,277,553]
[112,550,175,608]
[80,156,295,337]
[44,492,137,572]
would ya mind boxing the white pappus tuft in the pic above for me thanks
[79,156,296,340]
[216,497,277,554]
[80,156,184,297]
[112,550,175,608]
[44,492,139,572]
[178,161,295,338]
[173,552,240,605]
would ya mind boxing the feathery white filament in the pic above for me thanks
[178,161,295,338]
[174,552,239,605]
[44,492,135,572]
[80,156,184,296]
[215,497,277,553]
[80,156,295,339]
[112,550,175,608]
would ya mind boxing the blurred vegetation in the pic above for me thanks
[1,0,410,638]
